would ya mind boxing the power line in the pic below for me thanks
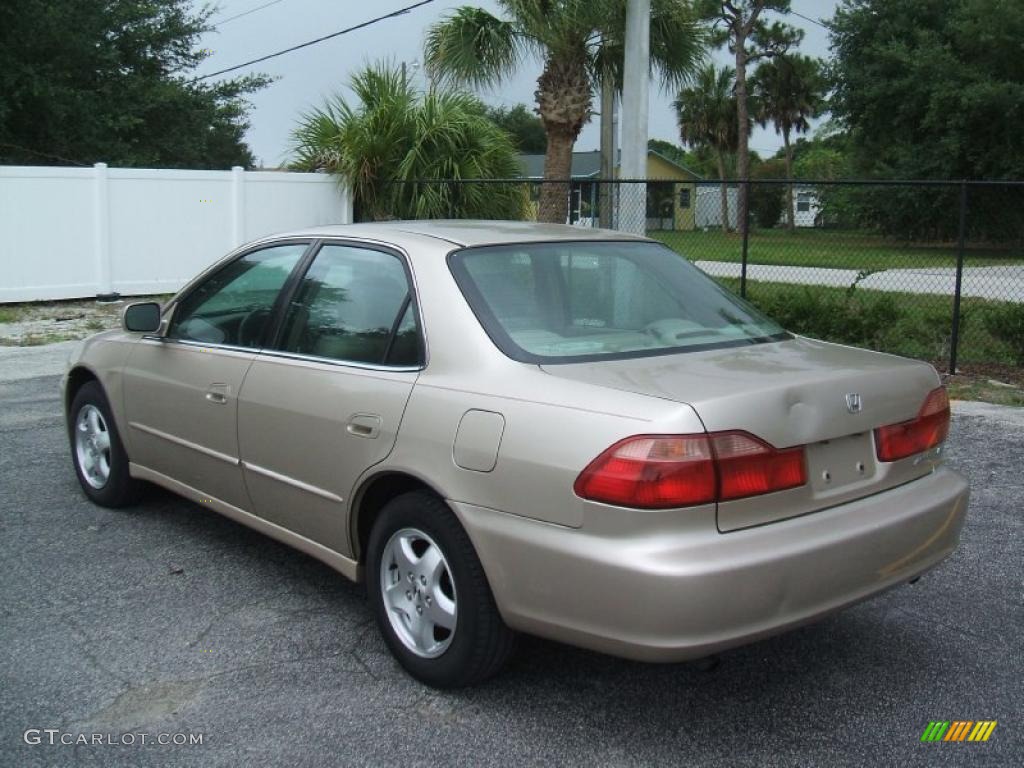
[193,0,435,82]
[212,0,288,27]
[0,142,88,166]
[790,10,833,30]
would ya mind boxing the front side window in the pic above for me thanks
[168,243,307,347]
[276,244,419,366]
[449,241,789,363]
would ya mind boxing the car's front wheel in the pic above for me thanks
[68,381,142,507]
[367,491,515,687]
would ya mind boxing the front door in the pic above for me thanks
[122,242,309,509]
[237,242,422,554]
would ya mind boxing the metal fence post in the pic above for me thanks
[740,179,751,299]
[949,181,968,374]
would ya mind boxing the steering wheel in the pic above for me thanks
[238,308,269,348]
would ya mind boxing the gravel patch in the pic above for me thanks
[0,297,168,346]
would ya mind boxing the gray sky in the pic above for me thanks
[195,0,838,168]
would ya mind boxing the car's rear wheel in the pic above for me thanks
[69,381,142,507]
[367,490,515,687]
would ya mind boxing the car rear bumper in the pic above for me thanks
[450,467,969,662]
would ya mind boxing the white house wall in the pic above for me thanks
[695,185,739,230]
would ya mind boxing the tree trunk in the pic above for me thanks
[783,126,795,231]
[538,126,574,223]
[534,55,591,224]
[716,151,730,233]
[734,35,751,241]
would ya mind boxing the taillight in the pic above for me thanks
[573,431,806,509]
[874,386,950,462]
[713,431,807,502]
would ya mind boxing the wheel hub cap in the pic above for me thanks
[74,404,111,489]
[379,527,457,658]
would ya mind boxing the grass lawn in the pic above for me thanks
[649,228,1024,271]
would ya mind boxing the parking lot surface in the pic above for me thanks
[1,372,1020,767]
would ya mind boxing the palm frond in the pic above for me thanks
[424,7,524,88]
[649,0,709,92]
[290,61,525,221]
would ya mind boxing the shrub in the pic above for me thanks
[983,303,1024,366]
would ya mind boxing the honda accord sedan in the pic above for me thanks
[64,221,970,687]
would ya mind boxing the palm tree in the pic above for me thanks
[425,1,705,223]
[674,63,745,232]
[291,62,526,221]
[750,54,825,229]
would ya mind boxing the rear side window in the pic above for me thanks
[168,244,307,348]
[276,244,420,366]
[449,241,789,363]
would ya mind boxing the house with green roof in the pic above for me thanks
[516,150,702,230]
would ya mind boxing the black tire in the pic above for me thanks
[367,490,515,688]
[68,380,143,508]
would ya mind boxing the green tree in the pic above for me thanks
[751,54,826,229]
[291,62,526,221]
[425,0,706,223]
[0,0,268,168]
[790,135,851,181]
[483,104,547,153]
[829,0,1024,240]
[696,1,802,229]
[674,64,746,232]
[749,156,786,228]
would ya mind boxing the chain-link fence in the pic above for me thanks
[374,178,1024,375]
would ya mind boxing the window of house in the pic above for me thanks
[796,192,812,213]
[679,188,691,209]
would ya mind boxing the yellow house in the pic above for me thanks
[639,150,700,232]
[518,149,702,230]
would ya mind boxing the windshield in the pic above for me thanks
[449,240,790,363]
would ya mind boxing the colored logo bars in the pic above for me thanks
[921,721,997,742]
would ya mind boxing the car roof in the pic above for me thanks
[277,220,651,248]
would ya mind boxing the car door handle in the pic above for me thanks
[346,414,381,439]
[205,383,229,404]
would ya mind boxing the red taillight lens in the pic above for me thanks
[573,435,717,509]
[712,431,807,502]
[574,431,806,509]
[874,386,950,462]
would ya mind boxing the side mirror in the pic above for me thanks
[123,302,162,333]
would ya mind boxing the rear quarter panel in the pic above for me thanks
[382,363,705,528]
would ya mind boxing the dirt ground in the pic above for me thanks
[0,297,169,347]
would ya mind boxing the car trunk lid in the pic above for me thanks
[541,337,944,530]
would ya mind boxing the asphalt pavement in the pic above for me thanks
[0,370,1020,767]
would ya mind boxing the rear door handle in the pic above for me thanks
[205,383,229,404]
[347,413,381,439]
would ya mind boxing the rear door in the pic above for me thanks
[237,242,422,555]
[122,242,309,509]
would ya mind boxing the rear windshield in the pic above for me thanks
[448,240,789,363]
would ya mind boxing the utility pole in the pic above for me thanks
[598,80,617,229]
[619,0,650,235]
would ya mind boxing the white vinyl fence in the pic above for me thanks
[0,164,352,303]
